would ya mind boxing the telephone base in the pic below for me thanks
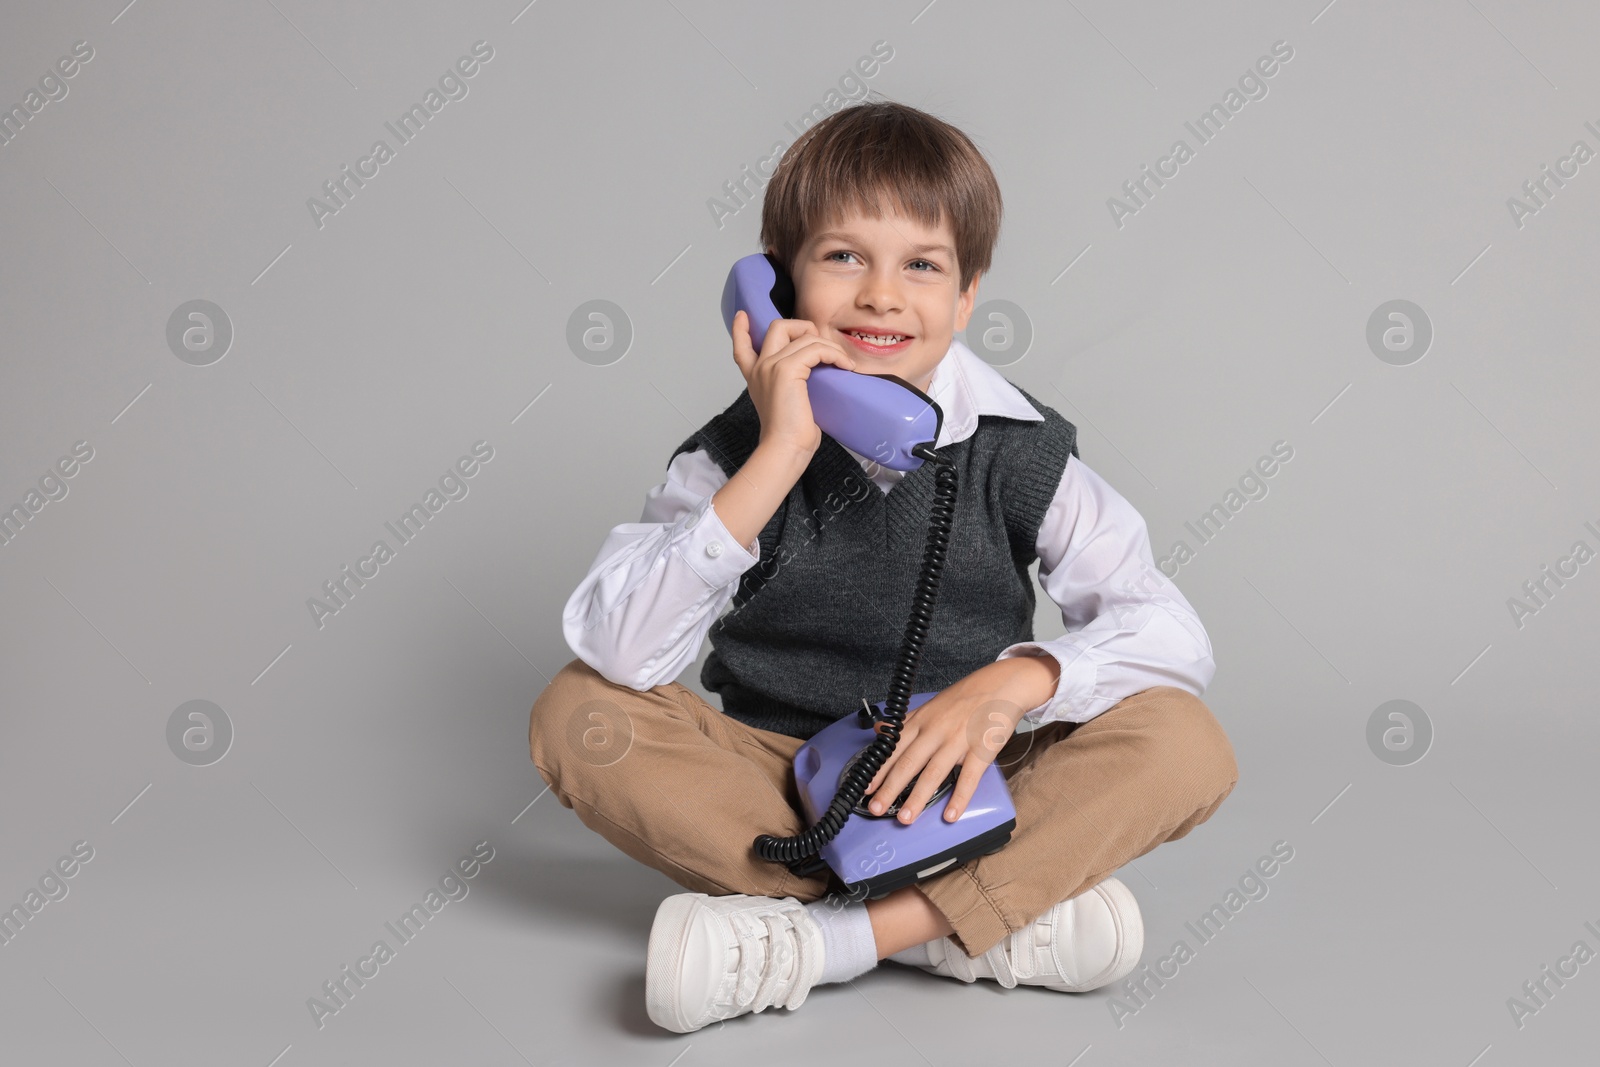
[841,816,1015,901]
[790,692,1019,901]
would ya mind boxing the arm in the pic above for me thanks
[996,454,1217,726]
[562,447,761,689]
[863,453,1218,826]
[566,309,852,688]
[710,440,813,550]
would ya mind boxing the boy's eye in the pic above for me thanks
[824,251,940,272]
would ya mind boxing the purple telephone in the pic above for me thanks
[720,253,942,472]
[721,252,1017,899]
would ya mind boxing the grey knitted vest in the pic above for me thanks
[670,382,1078,740]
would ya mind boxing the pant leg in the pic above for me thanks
[915,685,1239,958]
[528,657,832,902]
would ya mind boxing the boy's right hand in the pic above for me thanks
[730,310,858,460]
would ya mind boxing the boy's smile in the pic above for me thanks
[778,201,980,396]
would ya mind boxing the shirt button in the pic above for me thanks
[706,541,723,558]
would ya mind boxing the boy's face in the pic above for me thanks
[778,201,979,395]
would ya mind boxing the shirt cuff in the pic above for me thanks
[676,495,760,588]
[996,642,1090,726]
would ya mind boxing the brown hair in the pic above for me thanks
[759,101,1002,294]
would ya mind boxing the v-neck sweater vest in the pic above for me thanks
[670,383,1079,740]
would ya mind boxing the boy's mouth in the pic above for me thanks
[841,328,914,357]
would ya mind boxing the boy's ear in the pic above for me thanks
[952,271,982,332]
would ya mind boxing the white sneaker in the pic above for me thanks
[913,876,1143,993]
[645,892,826,1033]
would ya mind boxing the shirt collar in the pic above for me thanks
[925,336,1044,448]
[840,337,1044,469]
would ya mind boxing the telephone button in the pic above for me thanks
[705,541,723,558]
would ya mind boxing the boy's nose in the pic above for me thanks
[855,275,904,313]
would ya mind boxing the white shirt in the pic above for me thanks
[562,338,1215,726]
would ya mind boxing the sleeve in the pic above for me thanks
[560,447,760,690]
[995,453,1216,726]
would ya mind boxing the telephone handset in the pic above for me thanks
[720,253,1018,899]
[720,253,942,472]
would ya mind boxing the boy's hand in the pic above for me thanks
[730,310,857,460]
[863,656,1059,825]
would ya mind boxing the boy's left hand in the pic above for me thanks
[862,655,1059,825]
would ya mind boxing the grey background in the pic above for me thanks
[2,0,1595,1063]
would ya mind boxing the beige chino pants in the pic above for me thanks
[530,657,1238,958]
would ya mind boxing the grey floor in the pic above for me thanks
[5,1,1599,1064]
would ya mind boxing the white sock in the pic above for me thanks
[804,896,880,985]
[887,940,934,967]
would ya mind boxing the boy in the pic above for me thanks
[530,101,1237,1034]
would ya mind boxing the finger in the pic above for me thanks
[869,737,935,816]
[804,337,859,372]
[943,756,989,823]
[867,707,928,798]
[731,310,757,377]
[866,757,888,796]
[866,728,913,796]
[777,336,858,374]
[898,748,962,825]
[760,317,816,361]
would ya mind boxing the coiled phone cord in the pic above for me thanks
[752,443,956,869]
